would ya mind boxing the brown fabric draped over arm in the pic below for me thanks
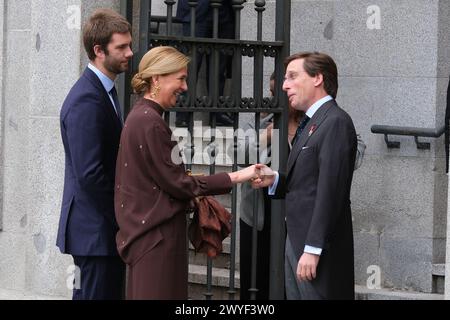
[188,196,232,258]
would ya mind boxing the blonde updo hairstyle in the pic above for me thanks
[131,46,190,94]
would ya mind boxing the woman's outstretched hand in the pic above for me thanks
[228,164,259,184]
[228,164,275,186]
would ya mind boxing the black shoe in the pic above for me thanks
[175,119,189,127]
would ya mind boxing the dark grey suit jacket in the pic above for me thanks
[274,99,357,299]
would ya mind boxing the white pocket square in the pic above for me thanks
[302,146,310,150]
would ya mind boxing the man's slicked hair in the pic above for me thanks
[284,52,338,99]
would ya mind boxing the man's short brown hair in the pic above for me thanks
[284,52,338,99]
[83,8,132,61]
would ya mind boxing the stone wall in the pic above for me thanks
[0,0,33,295]
[0,0,5,231]
[288,0,449,292]
[0,0,118,299]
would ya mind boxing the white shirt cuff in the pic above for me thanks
[268,171,279,195]
[304,245,322,256]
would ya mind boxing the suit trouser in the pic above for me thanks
[285,235,323,300]
[72,255,125,300]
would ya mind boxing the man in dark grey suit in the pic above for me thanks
[253,52,357,299]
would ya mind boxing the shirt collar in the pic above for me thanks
[88,63,115,93]
[305,95,333,119]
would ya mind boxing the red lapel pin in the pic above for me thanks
[308,124,317,137]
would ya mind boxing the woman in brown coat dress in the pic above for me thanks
[115,46,257,300]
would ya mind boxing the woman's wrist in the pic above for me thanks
[228,172,238,184]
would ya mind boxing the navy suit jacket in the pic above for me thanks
[57,68,122,256]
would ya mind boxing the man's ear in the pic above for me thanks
[93,44,106,59]
[313,73,324,88]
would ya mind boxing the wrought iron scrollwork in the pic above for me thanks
[150,39,191,56]
[176,94,191,109]
[263,46,277,57]
[218,96,236,108]
[241,45,255,57]
[197,44,212,55]
[240,97,256,109]
[262,96,275,109]
[170,42,190,55]
[221,44,235,57]
[195,96,213,108]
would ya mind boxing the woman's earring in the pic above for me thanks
[150,82,161,99]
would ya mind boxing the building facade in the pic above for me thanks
[0,0,449,299]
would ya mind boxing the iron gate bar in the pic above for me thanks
[138,0,151,66]
[270,0,291,300]
[227,0,246,301]
[249,0,266,301]
[184,1,198,171]
[203,0,222,301]
[164,0,176,35]
[119,0,134,117]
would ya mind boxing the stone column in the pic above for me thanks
[0,0,33,294]
[0,0,5,230]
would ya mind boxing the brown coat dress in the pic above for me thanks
[114,98,232,300]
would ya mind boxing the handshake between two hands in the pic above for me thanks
[231,164,276,188]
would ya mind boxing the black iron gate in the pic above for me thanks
[119,0,291,300]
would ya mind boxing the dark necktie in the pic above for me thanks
[292,115,310,146]
[110,86,123,125]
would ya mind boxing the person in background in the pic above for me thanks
[231,72,303,299]
[115,46,259,300]
[175,0,235,127]
[57,8,133,300]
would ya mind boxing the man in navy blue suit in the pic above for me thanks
[56,8,133,300]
